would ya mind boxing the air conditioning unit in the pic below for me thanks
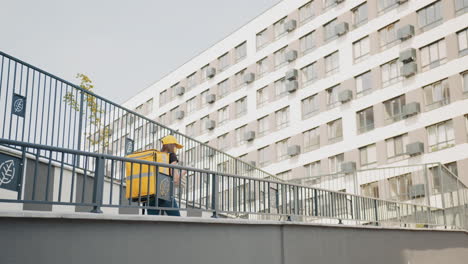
[341,162,356,174]
[335,22,349,36]
[284,19,297,32]
[206,120,216,130]
[206,94,216,104]
[207,67,216,78]
[206,148,216,158]
[244,73,255,84]
[397,0,408,4]
[397,25,415,41]
[285,69,298,81]
[149,124,158,134]
[176,86,185,96]
[287,145,301,156]
[406,142,424,156]
[286,50,298,62]
[401,62,417,78]
[338,89,353,103]
[399,48,416,63]
[402,102,421,118]
[409,184,425,199]
[247,161,257,171]
[244,131,256,141]
[286,80,298,93]
[175,111,185,120]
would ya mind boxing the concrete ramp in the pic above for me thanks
[1,212,467,264]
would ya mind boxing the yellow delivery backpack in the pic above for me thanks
[125,149,173,201]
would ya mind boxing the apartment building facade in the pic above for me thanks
[124,0,468,187]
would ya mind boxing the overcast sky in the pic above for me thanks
[0,0,280,103]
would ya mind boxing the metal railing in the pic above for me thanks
[0,138,458,229]
[0,51,278,181]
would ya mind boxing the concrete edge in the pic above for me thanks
[1,210,467,234]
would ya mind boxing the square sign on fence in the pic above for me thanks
[0,153,21,191]
[12,94,26,118]
[125,138,134,155]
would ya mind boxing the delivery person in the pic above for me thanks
[147,135,185,216]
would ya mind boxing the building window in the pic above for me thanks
[323,0,338,9]
[378,0,398,13]
[218,53,230,72]
[159,90,168,106]
[200,90,208,107]
[276,138,290,161]
[277,170,292,180]
[159,113,167,125]
[444,162,458,177]
[305,161,321,178]
[323,19,337,41]
[170,83,178,99]
[256,29,269,49]
[427,120,455,152]
[300,31,316,55]
[462,72,468,93]
[418,1,443,30]
[275,107,290,130]
[458,28,468,56]
[423,79,450,111]
[258,146,270,167]
[326,84,341,109]
[275,78,287,98]
[218,133,229,151]
[301,94,319,119]
[299,1,314,23]
[353,2,368,27]
[303,127,320,152]
[235,97,247,117]
[235,126,247,146]
[386,134,409,162]
[274,17,287,39]
[234,69,246,88]
[200,64,209,82]
[186,122,196,137]
[274,46,287,69]
[187,72,197,90]
[325,51,339,75]
[170,107,179,123]
[379,21,399,49]
[218,106,229,126]
[257,86,269,108]
[301,62,317,85]
[361,181,379,198]
[328,118,343,143]
[200,116,209,134]
[257,57,269,78]
[355,71,372,97]
[388,174,413,201]
[381,59,401,87]
[357,107,374,134]
[455,0,468,15]
[186,97,197,113]
[353,36,370,63]
[235,42,247,62]
[218,79,230,99]
[258,116,269,137]
[359,144,377,168]
[328,153,344,174]
[384,95,405,124]
[420,39,447,71]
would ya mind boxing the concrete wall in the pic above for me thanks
[0,212,467,264]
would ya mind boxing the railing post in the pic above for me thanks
[374,199,379,226]
[211,173,218,218]
[16,146,27,200]
[91,155,105,213]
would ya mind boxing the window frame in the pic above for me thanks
[357,107,375,134]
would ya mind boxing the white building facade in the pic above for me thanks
[124,0,468,191]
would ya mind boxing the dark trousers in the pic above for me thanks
[147,197,181,216]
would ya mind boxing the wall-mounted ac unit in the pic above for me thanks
[338,89,353,103]
[149,124,158,134]
[175,111,184,120]
[335,22,349,36]
[247,161,256,171]
[402,102,421,118]
[409,184,425,199]
[406,142,424,156]
[243,73,255,84]
[206,148,216,158]
[286,50,298,62]
[176,86,185,96]
[341,162,356,174]
[206,120,216,130]
[207,67,216,78]
[401,62,417,78]
[287,145,301,156]
[284,19,297,32]
[286,80,298,93]
[285,69,298,81]
[397,25,415,41]
[399,48,416,63]
[244,131,256,141]
[206,94,216,104]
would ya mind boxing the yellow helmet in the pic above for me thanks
[161,135,183,149]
